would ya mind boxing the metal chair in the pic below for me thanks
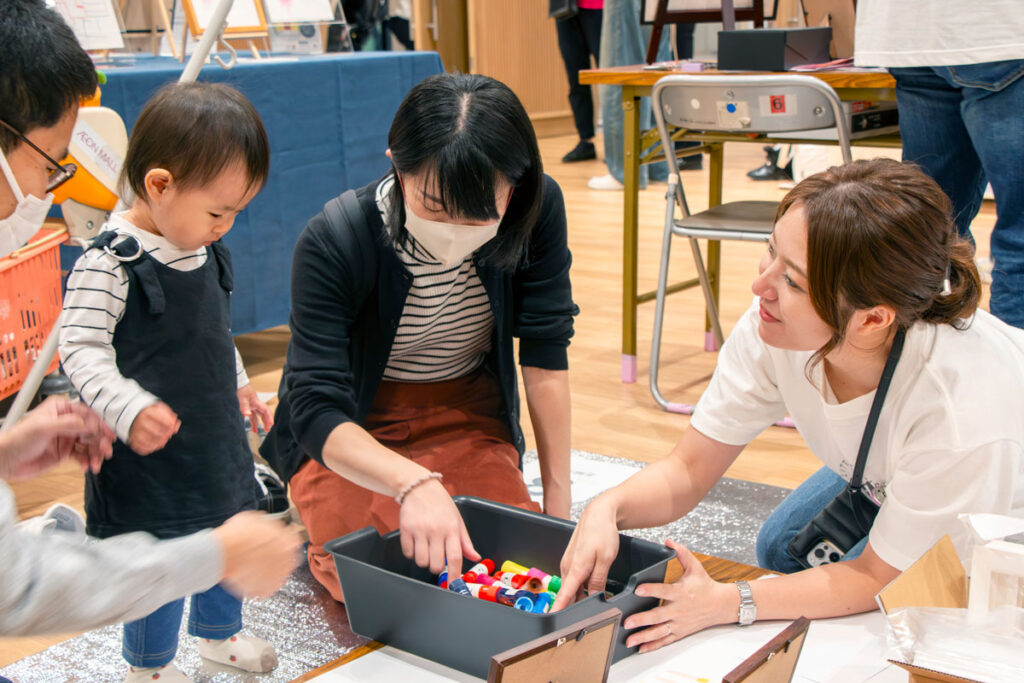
[649,74,852,413]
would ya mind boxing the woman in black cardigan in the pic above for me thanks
[262,73,579,600]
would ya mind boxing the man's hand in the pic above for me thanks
[0,397,114,480]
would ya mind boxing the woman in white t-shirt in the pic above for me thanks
[552,158,1024,650]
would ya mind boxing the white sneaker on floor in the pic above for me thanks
[588,174,624,191]
[17,503,86,541]
[125,662,192,682]
[198,633,278,673]
[975,257,993,285]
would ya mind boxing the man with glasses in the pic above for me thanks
[0,0,300,645]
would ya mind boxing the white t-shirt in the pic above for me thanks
[690,301,1024,571]
[854,0,1024,68]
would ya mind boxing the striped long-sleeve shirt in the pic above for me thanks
[58,214,249,443]
[376,177,494,383]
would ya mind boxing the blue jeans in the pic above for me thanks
[599,0,670,186]
[890,61,1024,329]
[756,466,868,574]
[122,584,242,668]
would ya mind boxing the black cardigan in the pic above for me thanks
[261,175,578,482]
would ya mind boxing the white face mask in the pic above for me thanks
[403,201,500,267]
[0,146,54,257]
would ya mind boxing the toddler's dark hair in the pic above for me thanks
[122,82,269,199]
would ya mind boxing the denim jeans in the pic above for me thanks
[890,60,1024,329]
[756,466,868,574]
[122,584,242,668]
[599,0,670,186]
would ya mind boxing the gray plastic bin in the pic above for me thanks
[325,496,676,678]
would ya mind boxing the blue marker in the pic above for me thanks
[448,578,472,596]
[531,592,553,613]
[513,596,534,611]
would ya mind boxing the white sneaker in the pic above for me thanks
[975,257,993,285]
[17,503,86,541]
[125,662,192,682]
[587,174,624,191]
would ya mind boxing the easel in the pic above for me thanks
[179,0,269,63]
[118,0,181,59]
[644,0,769,63]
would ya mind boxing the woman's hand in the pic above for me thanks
[0,397,114,480]
[551,495,621,611]
[623,539,738,653]
[398,477,480,576]
[237,383,273,433]
[128,402,180,455]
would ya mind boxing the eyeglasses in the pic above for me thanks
[0,119,77,192]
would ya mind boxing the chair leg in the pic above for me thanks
[688,237,725,350]
[650,185,695,415]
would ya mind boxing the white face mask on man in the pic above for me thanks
[0,146,54,258]
[403,201,501,267]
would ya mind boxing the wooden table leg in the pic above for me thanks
[705,142,725,352]
[621,86,642,383]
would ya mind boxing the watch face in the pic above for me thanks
[739,604,756,625]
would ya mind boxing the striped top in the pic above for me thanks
[58,214,249,443]
[376,176,495,383]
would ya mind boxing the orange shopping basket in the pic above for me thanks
[0,226,67,402]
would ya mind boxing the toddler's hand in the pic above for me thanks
[237,384,273,433]
[128,402,180,455]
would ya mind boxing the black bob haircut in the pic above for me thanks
[385,72,544,271]
[121,82,270,200]
[0,0,98,151]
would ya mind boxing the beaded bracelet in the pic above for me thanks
[395,472,444,505]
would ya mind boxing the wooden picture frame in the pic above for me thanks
[180,0,267,36]
[723,617,811,683]
[488,609,621,683]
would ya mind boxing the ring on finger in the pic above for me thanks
[664,623,672,636]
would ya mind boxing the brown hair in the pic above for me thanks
[121,82,269,200]
[776,158,980,365]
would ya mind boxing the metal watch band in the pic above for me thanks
[736,580,756,626]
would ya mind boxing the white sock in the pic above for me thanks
[197,633,278,672]
[124,661,192,682]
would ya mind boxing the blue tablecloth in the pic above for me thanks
[63,51,443,335]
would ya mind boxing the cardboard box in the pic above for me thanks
[717,28,832,72]
[877,536,979,683]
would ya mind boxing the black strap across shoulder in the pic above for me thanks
[849,326,907,490]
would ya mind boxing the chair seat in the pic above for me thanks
[674,200,778,240]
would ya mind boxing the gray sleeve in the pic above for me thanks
[0,483,223,636]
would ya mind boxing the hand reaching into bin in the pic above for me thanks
[398,473,481,576]
[551,494,621,612]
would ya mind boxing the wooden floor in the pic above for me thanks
[0,134,994,666]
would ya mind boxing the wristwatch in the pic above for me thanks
[735,581,756,626]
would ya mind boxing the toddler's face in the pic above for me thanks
[153,162,259,251]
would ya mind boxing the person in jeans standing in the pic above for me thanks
[554,1,603,163]
[855,1,1024,329]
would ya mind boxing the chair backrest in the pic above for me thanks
[652,74,853,169]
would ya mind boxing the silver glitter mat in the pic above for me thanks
[1,449,791,682]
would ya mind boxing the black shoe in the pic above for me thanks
[562,140,596,163]
[747,161,793,181]
[678,155,703,171]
